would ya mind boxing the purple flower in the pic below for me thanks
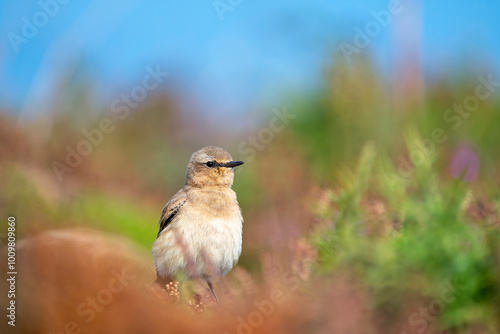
[449,143,479,182]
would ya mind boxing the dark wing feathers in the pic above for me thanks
[156,191,187,238]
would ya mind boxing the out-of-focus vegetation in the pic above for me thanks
[1,57,500,333]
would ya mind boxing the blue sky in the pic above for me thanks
[1,0,499,119]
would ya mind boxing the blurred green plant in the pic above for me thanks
[312,134,500,332]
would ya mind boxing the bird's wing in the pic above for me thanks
[156,189,188,238]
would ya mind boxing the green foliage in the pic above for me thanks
[312,132,500,331]
[68,192,158,249]
[0,163,157,249]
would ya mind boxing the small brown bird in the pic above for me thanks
[152,146,244,302]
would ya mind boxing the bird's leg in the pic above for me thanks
[206,280,219,303]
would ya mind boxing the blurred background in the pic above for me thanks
[1,0,500,333]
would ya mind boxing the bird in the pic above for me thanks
[152,146,244,302]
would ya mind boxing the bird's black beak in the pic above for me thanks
[221,161,244,168]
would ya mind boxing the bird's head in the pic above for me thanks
[185,146,244,187]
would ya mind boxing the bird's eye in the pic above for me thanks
[206,161,215,168]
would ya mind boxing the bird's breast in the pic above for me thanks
[153,187,243,280]
[172,208,242,279]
